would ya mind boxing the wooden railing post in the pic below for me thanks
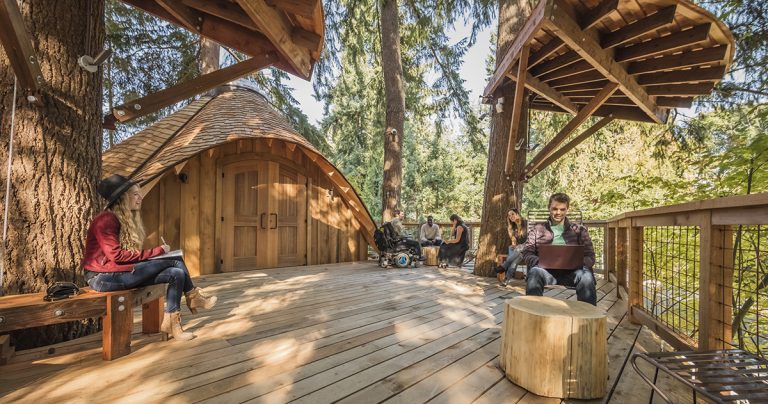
[606,226,615,279]
[616,224,628,300]
[628,223,643,324]
[699,212,734,351]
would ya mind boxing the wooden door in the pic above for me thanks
[275,166,307,267]
[221,161,269,272]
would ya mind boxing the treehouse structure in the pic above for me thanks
[102,84,376,276]
[483,0,734,179]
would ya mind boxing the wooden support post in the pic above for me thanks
[606,225,615,277]
[103,291,133,361]
[528,115,614,177]
[699,215,734,350]
[0,334,13,365]
[111,54,274,123]
[616,225,628,300]
[0,0,44,91]
[628,225,643,324]
[142,296,164,334]
[504,45,530,175]
[523,83,618,178]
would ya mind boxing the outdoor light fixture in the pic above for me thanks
[326,188,334,199]
[78,49,112,73]
[495,97,504,113]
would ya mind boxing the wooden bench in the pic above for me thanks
[0,284,165,362]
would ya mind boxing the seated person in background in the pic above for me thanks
[522,193,597,305]
[390,208,423,260]
[438,214,470,268]
[419,215,442,246]
[495,208,527,286]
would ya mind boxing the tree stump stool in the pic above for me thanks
[500,296,607,399]
[423,246,440,266]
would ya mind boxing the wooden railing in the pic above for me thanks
[607,193,768,354]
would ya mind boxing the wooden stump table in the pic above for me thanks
[500,296,607,399]
[423,246,440,266]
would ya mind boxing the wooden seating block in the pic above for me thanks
[500,296,607,399]
[423,246,440,266]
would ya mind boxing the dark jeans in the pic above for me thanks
[420,239,443,246]
[85,259,194,313]
[526,266,596,305]
[399,239,423,257]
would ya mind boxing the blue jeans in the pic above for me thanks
[502,246,523,281]
[86,259,194,313]
[526,266,597,305]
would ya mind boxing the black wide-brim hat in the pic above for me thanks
[97,174,136,208]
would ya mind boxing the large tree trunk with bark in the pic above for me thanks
[0,0,104,348]
[474,0,533,277]
[379,0,406,222]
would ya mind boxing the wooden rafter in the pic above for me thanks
[531,50,579,77]
[0,0,43,91]
[523,82,619,179]
[627,46,728,75]
[157,0,201,32]
[600,5,677,49]
[292,28,322,51]
[557,80,610,92]
[528,37,564,68]
[110,54,274,123]
[483,0,550,98]
[579,0,618,30]
[529,115,614,177]
[614,23,712,63]
[644,82,715,96]
[637,66,727,85]
[264,0,317,18]
[539,60,593,82]
[181,0,257,31]
[545,0,667,123]
[507,70,578,114]
[236,0,312,78]
[548,70,605,87]
[505,45,530,175]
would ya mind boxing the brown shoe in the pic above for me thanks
[185,287,218,314]
[160,311,195,341]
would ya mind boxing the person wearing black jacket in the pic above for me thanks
[521,193,597,305]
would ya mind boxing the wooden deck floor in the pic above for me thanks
[1,262,693,403]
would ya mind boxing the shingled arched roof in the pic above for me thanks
[102,84,376,238]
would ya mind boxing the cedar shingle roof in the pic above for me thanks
[102,85,375,235]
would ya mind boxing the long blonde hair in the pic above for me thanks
[109,187,145,250]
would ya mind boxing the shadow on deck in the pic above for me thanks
[0,262,693,403]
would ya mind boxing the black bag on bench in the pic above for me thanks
[43,282,81,302]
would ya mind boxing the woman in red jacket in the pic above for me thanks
[82,174,217,341]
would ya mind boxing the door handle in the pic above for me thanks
[260,213,266,229]
[270,213,278,229]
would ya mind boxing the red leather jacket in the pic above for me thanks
[81,211,164,272]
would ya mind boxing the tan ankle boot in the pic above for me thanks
[160,311,195,341]
[185,287,218,314]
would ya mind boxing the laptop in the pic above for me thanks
[537,244,585,270]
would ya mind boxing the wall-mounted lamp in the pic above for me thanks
[178,172,189,183]
[326,188,334,199]
[495,97,504,113]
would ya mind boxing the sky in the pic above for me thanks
[285,22,496,125]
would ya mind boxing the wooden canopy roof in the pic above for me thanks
[483,0,734,179]
[102,84,377,241]
[120,0,324,80]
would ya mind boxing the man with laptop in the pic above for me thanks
[522,193,597,305]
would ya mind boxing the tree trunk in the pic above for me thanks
[0,0,104,348]
[474,0,533,277]
[199,37,220,75]
[379,0,406,222]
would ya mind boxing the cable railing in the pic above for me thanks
[606,193,768,357]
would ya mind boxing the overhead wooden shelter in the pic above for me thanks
[103,84,376,276]
[108,0,325,126]
[483,0,734,180]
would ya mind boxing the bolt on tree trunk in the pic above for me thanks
[475,0,533,277]
[0,0,104,347]
[379,0,406,222]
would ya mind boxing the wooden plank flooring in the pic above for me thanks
[0,262,691,403]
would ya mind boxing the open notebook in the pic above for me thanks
[149,249,184,260]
